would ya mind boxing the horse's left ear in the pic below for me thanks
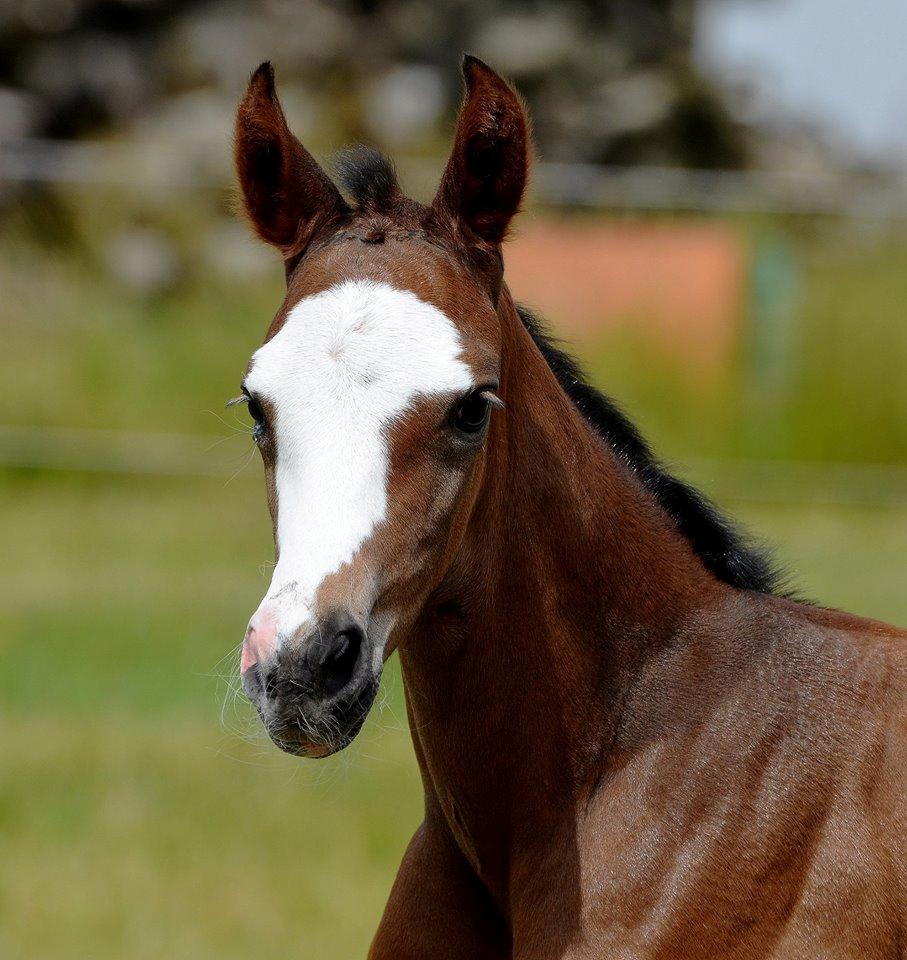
[433,56,530,246]
[235,62,349,256]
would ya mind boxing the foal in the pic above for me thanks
[232,58,906,959]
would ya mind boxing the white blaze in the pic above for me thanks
[245,279,473,644]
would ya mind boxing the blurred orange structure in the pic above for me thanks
[505,220,747,368]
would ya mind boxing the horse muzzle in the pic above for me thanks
[241,609,380,757]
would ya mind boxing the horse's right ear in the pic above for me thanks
[235,63,348,255]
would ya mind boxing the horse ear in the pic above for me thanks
[235,62,348,254]
[433,56,530,246]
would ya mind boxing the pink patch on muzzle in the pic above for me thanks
[241,607,278,673]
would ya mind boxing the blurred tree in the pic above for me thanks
[0,0,747,168]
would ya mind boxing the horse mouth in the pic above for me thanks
[265,726,336,759]
[258,674,381,759]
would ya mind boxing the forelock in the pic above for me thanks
[335,146,402,214]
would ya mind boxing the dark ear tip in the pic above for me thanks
[250,61,275,94]
[461,53,495,87]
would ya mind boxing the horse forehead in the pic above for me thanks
[247,279,474,403]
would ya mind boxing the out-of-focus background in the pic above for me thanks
[1,1,905,957]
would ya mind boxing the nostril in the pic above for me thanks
[321,626,363,699]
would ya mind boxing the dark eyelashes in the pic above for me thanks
[227,387,268,438]
[478,386,504,409]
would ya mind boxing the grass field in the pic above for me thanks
[0,214,904,958]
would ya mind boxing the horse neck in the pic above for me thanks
[399,290,721,891]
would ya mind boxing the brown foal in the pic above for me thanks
[231,57,906,959]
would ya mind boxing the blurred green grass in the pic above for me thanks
[0,216,904,958]
[0,473,424,960]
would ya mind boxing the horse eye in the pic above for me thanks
[245,396,268,441]
[452,390,491,435]
[247,397,265,424]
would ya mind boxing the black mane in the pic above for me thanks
[518,306,781,594]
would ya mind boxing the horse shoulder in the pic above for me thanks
[572,592,906,958]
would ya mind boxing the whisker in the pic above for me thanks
[222,444,257,487]
[202,408,254,437]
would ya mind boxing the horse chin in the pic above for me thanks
[266,729,338,759]
[263,675,381,760]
